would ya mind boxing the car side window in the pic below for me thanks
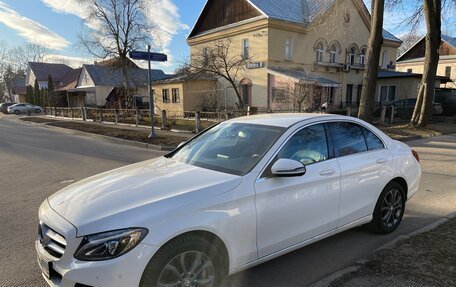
[362,128,384,150]
[329,122,367,157]
[277,124,329,166]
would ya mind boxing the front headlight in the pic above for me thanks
[74,228,148,261]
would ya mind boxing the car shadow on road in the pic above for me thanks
[226,209,445,287]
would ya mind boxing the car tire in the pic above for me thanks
[14,110,20,115]
[139,234,227,287]
[35,109,41,113]
[369,181,405,234]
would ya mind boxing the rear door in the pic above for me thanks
[328,122,392,226]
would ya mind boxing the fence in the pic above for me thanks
[435,89,456,116]
[44,102,409,133]
[44,107,235,132]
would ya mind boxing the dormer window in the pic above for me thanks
[316,42,324,62]
[330,44,338,63]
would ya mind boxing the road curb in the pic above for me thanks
[309,211,456,287]
[45,124,177,151]
[400,133,442,142]
[17,119,176,152]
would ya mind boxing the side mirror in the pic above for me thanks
[271,159,306,177]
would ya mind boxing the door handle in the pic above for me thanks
[319,169,336,176]
[376,158,388,164]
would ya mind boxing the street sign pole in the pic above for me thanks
[129,49,167,138]
[147,45,156,138]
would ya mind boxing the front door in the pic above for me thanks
[241,84,250,107]
[254,123,341,257]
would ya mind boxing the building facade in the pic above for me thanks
[187,0,402,111]
[396,35,456,89]
[153,73,218,113]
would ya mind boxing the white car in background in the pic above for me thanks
[7,103,42,114]
[36,114,421,287]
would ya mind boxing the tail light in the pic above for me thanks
[412,149,420,163]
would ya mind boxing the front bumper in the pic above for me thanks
[36,240,158,287]
[37,200,159,287]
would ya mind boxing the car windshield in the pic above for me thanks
[169,122,285,176]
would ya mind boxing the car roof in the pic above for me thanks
[227,113,344,128]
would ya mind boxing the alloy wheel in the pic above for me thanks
[380,188,403,228]
[157,251,215,287]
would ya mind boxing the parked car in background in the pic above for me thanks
[388,98,443,115]
[374,98,443,119]
[0,102,17,114]
[36,114,421,287]
[7,103,42,115]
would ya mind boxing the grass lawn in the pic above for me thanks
[378,121,456,141]
[330,217,456,286]
[21,117,187,147]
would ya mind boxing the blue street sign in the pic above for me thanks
[129,51,167,62]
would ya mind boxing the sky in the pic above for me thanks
[0,0,454,73]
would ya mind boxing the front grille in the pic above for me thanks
[38,224,66,258]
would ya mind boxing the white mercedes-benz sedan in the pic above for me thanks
[36,114,421,287]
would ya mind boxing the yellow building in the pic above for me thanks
[187,0,402,111]
[153,73,218,114]
[396,35,456,89]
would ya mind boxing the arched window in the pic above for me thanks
[330,44,338,63]
[316,42,324,62]
[360,48,367,66]
[349,47,356,65]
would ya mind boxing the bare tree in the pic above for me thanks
[0,41,9,100]
[79,0,154,107]
[187,39,250,109]
[275,77,322,112]
[10,43,49,72]
[358,0,385,123]
[397,33,422,57]
[410,0,442,126]
[389,0,454,126]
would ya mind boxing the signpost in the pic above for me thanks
[129,47,167,138]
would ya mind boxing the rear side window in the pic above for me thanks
[329,122,367,157]
[362,128,384,150]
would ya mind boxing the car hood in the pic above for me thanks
[48,157,242,236]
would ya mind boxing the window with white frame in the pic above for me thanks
[285,37,293,60]
[242,39,249,59]
[379,85,396,103]
[349,47,356,66]
[330,44,338,63]
[172,88,180,103]
[316,42,324,62]
[162,89,170,103]
[360,48,366,65]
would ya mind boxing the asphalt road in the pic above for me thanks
[0,115,455,287]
